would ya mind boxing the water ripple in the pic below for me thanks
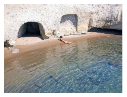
[4,35,122,93]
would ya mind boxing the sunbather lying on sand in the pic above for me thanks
[58,36,72,44]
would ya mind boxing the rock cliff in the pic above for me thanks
[4,4,122,42]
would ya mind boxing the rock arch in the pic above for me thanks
[18,22,48,40]
[59,14,78,35]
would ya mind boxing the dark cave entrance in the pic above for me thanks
[18,22,45,39]
[23,22,40,36]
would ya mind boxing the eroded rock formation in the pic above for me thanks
[4,4,122,43]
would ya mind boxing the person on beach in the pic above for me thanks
[58,36,72,44]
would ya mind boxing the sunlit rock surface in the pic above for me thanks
[4,4,122,42]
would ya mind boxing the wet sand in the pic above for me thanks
[4,32,121,61]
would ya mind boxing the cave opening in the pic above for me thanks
[60,14,78,34]
[18,22,44,39]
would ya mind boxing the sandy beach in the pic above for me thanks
[4,31,122,61]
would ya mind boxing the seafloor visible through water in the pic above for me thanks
[4,35,122,93]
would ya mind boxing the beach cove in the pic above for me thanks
[4,31,121,61]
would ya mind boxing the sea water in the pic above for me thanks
[4,35,122,93]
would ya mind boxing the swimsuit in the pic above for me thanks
[58,38,60,40]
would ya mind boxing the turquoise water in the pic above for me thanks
[4,35,122,93]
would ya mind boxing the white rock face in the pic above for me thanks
[89,4,122,30]
[4,4,122,42]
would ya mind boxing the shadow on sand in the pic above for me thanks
[21,34,44,40]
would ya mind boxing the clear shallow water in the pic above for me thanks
[4,35,122,93]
